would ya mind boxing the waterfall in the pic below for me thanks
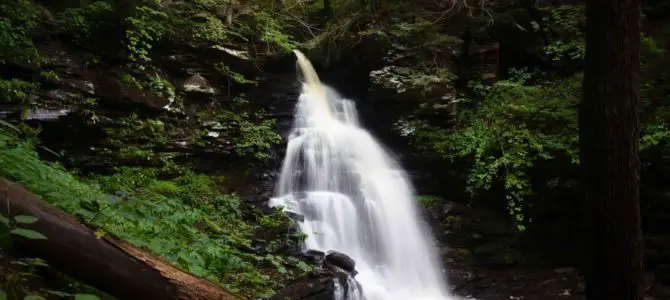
[269,50,456,300]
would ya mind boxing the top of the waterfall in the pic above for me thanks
[292,49,322,88]
[292,49,332,118]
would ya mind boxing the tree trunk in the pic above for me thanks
[579,0,644,299]
[0,179,237,300]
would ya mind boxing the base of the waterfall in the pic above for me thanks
[268,249,365,300]
[354,269,461,300]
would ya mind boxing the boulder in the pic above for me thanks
[271,250,361,300]
[181,73,216,95]
[303,249,326,263]
[325,251,356,273]
[269,275,336,300]
[285,211,306,222]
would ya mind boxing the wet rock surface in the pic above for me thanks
[1,37,280,176]
[324,251,357,274]
[271,249,360,300]
[270,275,336,300]
[426,198,670,300]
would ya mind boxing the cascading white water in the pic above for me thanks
[269,50,456,300]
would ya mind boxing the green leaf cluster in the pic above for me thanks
[0,0,44,66]
[0,124,307,298]
[412,71,580,228]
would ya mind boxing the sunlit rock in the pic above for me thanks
[182,73,216,95]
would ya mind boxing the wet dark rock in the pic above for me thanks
[650,283,670,298]
[259,191,273,202]
[43,89,68,101]
[65,78,96,95]
[325,251,356,273]
[553,267,576,275]
[24,108,70,121]
[0,37,291,175]
[269,275,336,300]
[303,249,326,264]
[271,250,360,300]
[285,211,305,222]
[123,80,172,109]
[449,268,585,300]
[93,75,125,102]
[420,197,524,272]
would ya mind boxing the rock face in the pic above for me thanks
[271,250,361,300]
[0,32,289,179]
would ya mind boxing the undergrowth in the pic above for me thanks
[0,123,310,298]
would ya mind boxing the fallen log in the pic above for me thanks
[0,179,237,300]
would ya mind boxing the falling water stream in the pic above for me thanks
[269,50,456,300]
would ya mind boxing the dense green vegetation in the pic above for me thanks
[388,3,670,231]
[0,121,310,298]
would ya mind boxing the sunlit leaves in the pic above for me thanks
[73,295,101,300]
[0,215,9,227]
[11,228,47,240]
[14,215,38,224]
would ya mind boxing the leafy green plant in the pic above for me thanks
[0,209,48,298]
[0,125,309,298]
[38,70,60,83]
[191,16,231,45]
[87,167,307,297]
[194,96,282,160]
[59,1,115,44]
[0,256,103,300]
[236,118,282,159]
[146,75,175,99]
[0,0,43,66]
[410,71,581,229]
[416,195,441,208]
[0,215,47,242]
[252,11,298,53]
[105,114,170,147]
[541,4,585,62]
[0,173,102,300]
[0,257,48,300]
[214,63,257,85]
[0,79,38,105]
[125,5,171,69]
